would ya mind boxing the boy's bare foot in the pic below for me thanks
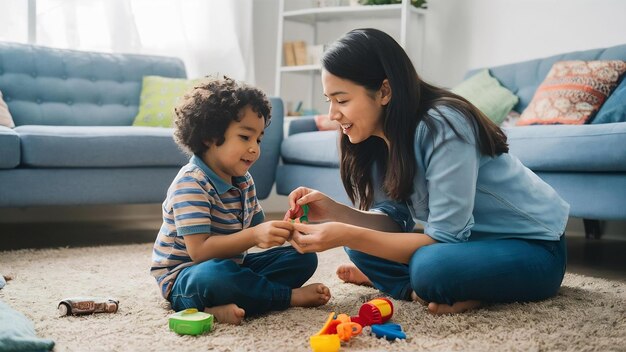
[427,300,481,315]
[204,304,246,325]
[291,283,331,307]
[336,263,373,286]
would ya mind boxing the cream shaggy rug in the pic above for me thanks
[1,243,625,352]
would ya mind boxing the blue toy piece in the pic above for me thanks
[371,323,406,341]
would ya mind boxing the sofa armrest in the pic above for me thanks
[248,97,284,199]
[288,116,318,136]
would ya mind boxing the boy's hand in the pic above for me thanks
[253,221,294,249]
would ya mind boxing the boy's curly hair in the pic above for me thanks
[173,76,271,155]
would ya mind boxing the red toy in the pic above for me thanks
[350,298,394,327]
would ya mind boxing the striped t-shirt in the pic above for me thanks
[150,155,264,299]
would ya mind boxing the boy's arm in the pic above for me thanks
[184,220,293,263]
[184,228,256,263]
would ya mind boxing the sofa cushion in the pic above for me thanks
[281,130,339,167]
[505,122,626,172]
[16,125,188,168]
[592,75,626,124]
[517,60,626,125]
[452,69,519,125]
[0,126,19,169]
[132,76,201,127]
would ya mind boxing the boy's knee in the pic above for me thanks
[299,252,318,275]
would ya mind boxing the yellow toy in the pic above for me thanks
[309,334,341,352]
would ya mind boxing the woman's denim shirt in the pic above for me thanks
[371,106,569,243]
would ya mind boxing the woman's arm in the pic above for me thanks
[285,187,402,232]
[291,222,436,264]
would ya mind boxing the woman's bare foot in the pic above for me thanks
[336,264,373,286]
[291,283,331,307]
[427,300,481,315]
[410,291,428,306]
[204,304,246,325]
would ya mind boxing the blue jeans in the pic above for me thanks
[169,246,317,316]
[346,235,567,305]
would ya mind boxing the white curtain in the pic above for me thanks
[0,0,254,82]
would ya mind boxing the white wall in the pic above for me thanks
[423,0,626,88]
[254,0,626,91]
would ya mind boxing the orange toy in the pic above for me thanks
[313,312,362,342]
[350,298,393,327]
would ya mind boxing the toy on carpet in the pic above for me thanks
[57,297,119,316]
[309,297,405,351]
[371,322,406,340]
[168,308,214,336]
[350,297,393,327]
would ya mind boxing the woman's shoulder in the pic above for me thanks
[416,104,475,143]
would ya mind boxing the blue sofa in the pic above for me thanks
[277,44,626,238]
[0,42,283,207]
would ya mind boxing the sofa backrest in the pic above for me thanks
[0,42,186,126]
[469,43,626,113]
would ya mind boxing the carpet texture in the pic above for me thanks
[0,243,625,351]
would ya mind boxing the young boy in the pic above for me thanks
[150,77,330,325]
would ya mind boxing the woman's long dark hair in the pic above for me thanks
[321,28,509,210]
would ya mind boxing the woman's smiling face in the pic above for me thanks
[322,70,390,144]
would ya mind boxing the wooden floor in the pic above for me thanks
[1,213,624,283]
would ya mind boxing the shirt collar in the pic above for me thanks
[190,155,247,195]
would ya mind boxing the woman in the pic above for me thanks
[284,28,569,314]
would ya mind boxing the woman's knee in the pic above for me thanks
[408,246,450,302]
[344,246,367,264]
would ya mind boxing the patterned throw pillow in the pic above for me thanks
[132,76,202,128]
[0,90,15,128]
[314,114,338,131]
[517,60,626,126]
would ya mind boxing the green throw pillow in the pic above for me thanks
[452,69,519,126]
[132,76,202,127]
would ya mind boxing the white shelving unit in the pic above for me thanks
[274,0,426,116]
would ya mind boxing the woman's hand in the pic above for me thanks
[283,187,339,223]
[252,221,294,249]
[289,222,347,253]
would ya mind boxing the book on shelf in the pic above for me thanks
[293,41,308,66]
[283,42,296,66]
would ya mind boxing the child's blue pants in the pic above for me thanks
[169,246,317,316]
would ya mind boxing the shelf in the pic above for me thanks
[275,0,427,110]
[283,5,426,24]
[280,64,322,72]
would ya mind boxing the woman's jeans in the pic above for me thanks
[169,246,317,316]
[346,235,567,305]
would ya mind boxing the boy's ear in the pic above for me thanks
[203,140,212,148]
[380,79,392,106]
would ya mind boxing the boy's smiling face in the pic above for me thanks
[202,105,265,183]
